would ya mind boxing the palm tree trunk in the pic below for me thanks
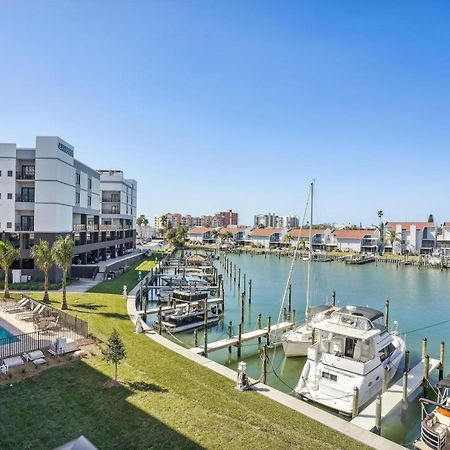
[43,271,50,303]
[61,269,68,310]
[3,268,10,299]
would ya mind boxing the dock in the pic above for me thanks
[346,256,375,265]
[351,358,440,431]
[137,297,223,315]
[190,322,294,355]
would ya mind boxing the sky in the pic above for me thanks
[1,1,450,227]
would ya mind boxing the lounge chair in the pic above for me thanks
[3,298,31,313]
[23,350,47,367]
[0,298,26,311]
[17,304,45,321]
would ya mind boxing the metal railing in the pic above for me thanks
[16,194,35,202]
[16,172,35,180]
[15,222,34,231]
[73,224,86,231]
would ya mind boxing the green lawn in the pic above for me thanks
[0,271,369,449]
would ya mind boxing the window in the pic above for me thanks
[7,193,12,200]
[0,171,2,176]
[7,170,13,177]
[75,192,80,204]
[88,178,92,190]
[76,172,81,185]
[322,371,337,382]
[7,222,12,229]
[88,195,92,207]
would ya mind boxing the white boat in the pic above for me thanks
[282,181,336,357]
[415,375,450,450]
[295,305,405,415]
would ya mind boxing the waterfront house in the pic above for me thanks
[249,227,288,248]
[385,222,436,255]
[218,226,250,246]
[333,229,379,253]
[287,228,335,250]
[436,222,450,256]
[188,226,215,244]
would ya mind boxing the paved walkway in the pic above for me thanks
[126,268,404,450]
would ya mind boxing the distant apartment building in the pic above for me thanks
[0,136,137,282]
[254,213,298,228]
[385,222,436,255]
[155,210,238,233]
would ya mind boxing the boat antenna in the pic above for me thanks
[305,181,314,321]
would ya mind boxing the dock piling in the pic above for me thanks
[384,300,389,329]
[402,370,408,404]
[158,305,162,335]
[292,309,296,326]
[423,355,430,397]
[266,316,271,346]
[422,338,428,360]
[261,344,268,384]
[374,395,382,435]
[228,321,232,353]
[439,342,445,381]
[243,273,246,296]
[248,279,252,304]
[237,323,243,358]
[352,387,359,419]
[383,366,389,393]
[404,350,410,373]
[238,268,241,289]
[288,284,292,312]
[332,290,336,307]
[257,314,262,343]
[241,292,245,323]
[194,329,198,347]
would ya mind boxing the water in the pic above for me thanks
[0,326,17,343]
[149,253,450,446]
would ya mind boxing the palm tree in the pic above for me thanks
[0,241,20,299]
[283,234,293,247]
[31,240,54,303]
[377,210,385,250]
[176,226,189,246]
[52,236,74,310]
[389,229,398,254]
[136,214,146,239]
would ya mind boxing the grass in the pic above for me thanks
[0,271,369,449]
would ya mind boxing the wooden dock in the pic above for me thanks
[137,297,223,315]
[351,358,440,431]
[190,322,294,355]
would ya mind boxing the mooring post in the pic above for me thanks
[238,268,241,289]
[332,290,336,307]
[248,279,252,304]
[267,316,271,346]
[288,283,292,312]
[241,292,245,323]
[292,309,296,326]
[405,349,410,373]
[423,354,430,397]
[228,320,233,353]
[374,395,382,435]
[158,305,162,335]
[204,306,208,358]
[261,344,268,384]
[237,323,242,358]
[422,338,428,360]
[257,313,262,343]
[402,370,408,404]
[384,299,389,329]
[439,341,445,381]
[142,283,148,323]
[383,366,389,393]
[234,264,237,283]
[194,329,198,347]
[283,307,287,321]
[352,387,359,419]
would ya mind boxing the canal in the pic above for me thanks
[158,251,450,446]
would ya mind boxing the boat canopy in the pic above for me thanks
[342,306,384,322]
[315,321,380,340]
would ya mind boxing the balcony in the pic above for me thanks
[73,224,86,232]
[87,224,99,231]
[16,172,35,180]
[15,222,34,232]
[16,194,35,203]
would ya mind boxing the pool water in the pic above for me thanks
[0,325,18,343]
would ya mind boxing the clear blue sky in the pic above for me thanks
[1,1,450,226]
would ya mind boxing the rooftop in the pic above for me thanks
[250,227,285,237]
[333,229,376,239]
[386,222,434,231]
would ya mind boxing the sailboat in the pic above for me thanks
[282,182,338,357]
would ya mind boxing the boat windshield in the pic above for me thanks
[330,312,373,331]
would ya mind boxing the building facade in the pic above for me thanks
[385,222,436,255]
[0,136,137,282]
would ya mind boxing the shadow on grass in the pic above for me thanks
[0,359,203,449]
[127,381,168,393]
[72,302,105,311]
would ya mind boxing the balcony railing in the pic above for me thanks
[15,223,34,232]
[73,224,86,232]
[87,224,98,231]
[16,172,35,180]
[16,194,35,202]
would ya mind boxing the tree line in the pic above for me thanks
[0,236,74,310]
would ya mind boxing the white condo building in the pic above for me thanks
[0,136,137,282]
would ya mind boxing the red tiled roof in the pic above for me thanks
[218,227,247,235]
[333,229,376,240]
[250,227,284,237]
[188,226,213,235]
[386,222,434,231]
[288,228,325,238]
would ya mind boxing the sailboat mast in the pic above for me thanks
[305,181,313,321]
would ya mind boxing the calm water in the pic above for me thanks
[149,252,450,446]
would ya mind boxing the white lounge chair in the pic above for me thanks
[3,298,30,313]
[23,350,46,361]
[17,304,45,321]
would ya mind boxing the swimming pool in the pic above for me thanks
[0,326,18,343]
